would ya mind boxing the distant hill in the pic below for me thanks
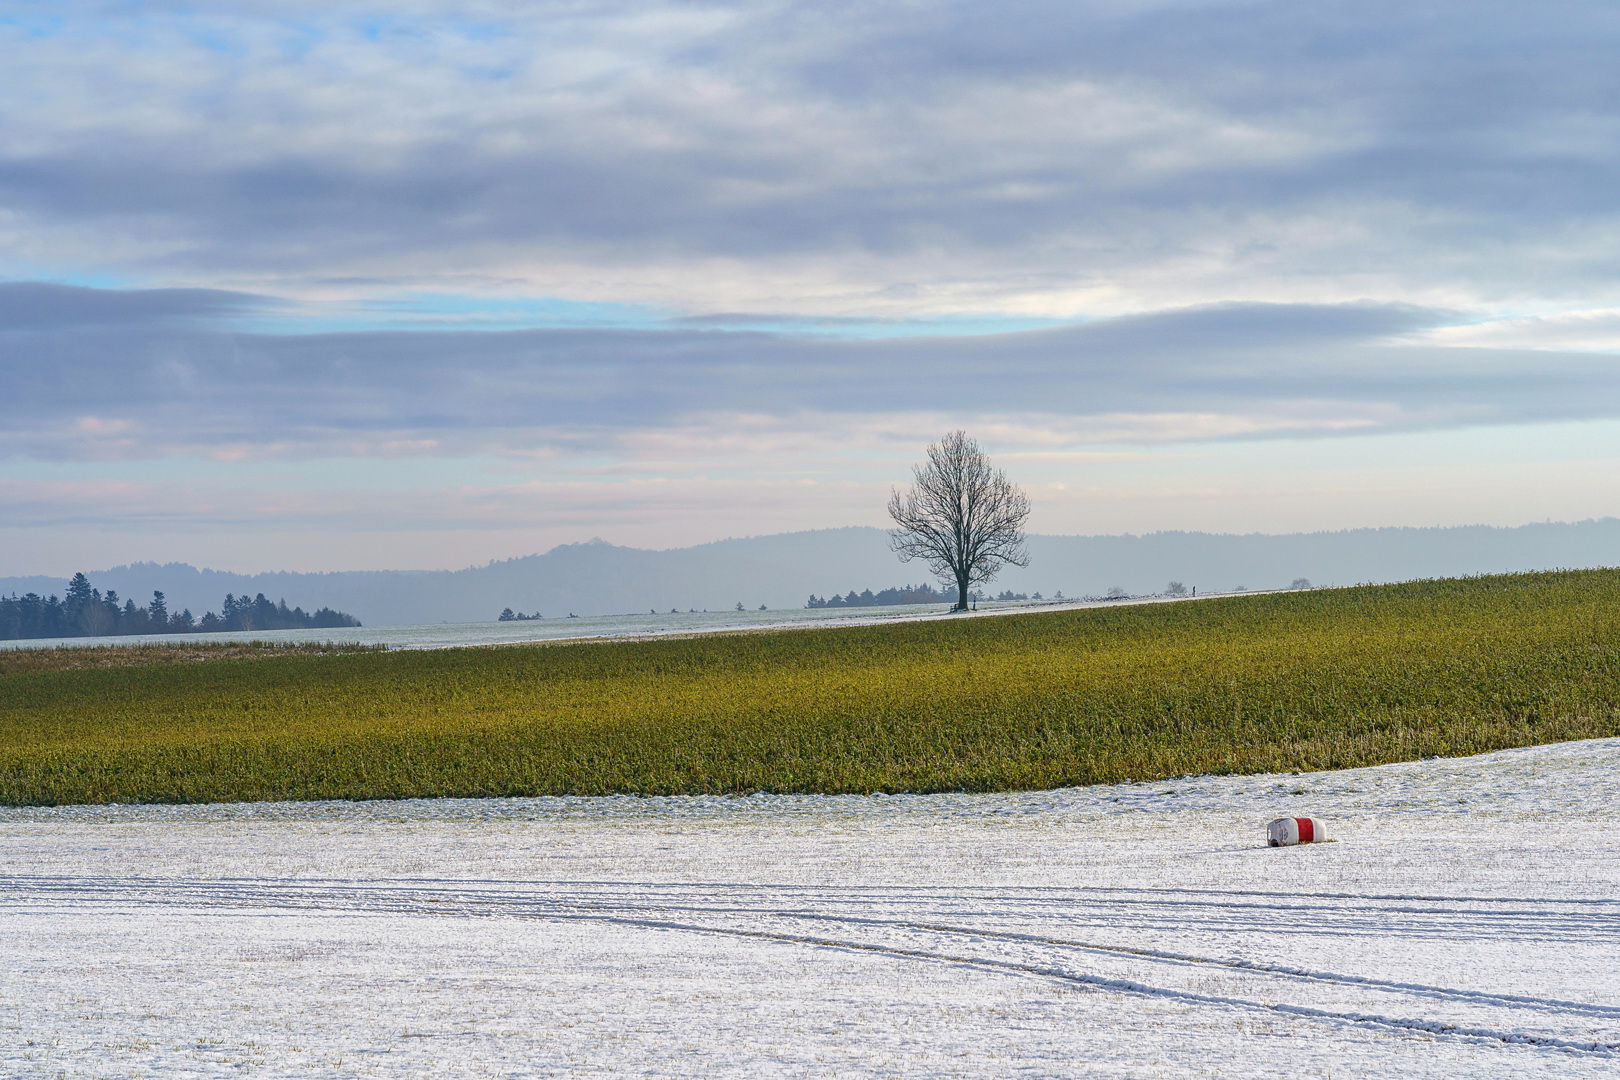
[3,519,1619,627]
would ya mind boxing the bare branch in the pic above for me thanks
[887,430,1031,610]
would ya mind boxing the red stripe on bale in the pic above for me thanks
[1296,817,1315,843]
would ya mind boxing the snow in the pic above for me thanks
[0,594,1183,653]
[3,739,1618,1077]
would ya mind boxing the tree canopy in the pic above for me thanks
[887,431,1031,610]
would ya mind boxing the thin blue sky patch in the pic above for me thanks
[674,313,1080,340]
[232,293,1080,339]
[237,293,672,334]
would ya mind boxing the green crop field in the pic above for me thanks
[4,569,1620,807]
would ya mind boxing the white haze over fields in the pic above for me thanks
[5,519,1620,626]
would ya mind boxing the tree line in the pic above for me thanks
[0,573,360,641]
[806,584,949,608]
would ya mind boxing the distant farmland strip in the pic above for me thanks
[0,641,382,676]
[4,570,1620,806]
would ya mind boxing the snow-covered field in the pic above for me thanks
[3,740,1617,1078]
[0,594,1186,653]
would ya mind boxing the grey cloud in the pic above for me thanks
[5,289,1620,460]
[0,282,270,329]
[4,3,1620,301]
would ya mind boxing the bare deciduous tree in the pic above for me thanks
[887,430,1031,611]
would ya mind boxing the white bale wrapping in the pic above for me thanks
[1267,817,1326,846]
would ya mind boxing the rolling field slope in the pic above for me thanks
[5,569,1620,806]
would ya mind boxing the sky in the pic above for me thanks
[5,0,1620,574]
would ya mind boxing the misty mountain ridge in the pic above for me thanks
[5,520,1619,629]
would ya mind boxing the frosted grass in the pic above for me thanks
[0,596,1164,652]
[0,602,966,651]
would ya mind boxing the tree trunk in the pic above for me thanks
[888,431,1031,614]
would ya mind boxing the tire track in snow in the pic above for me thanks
[6,874,1615,951]
[426,878,1618,947]
[411,883,1617,1014]
[10,874,1615,943]
[618,907,1620,1020]
[585,892,1617,946]
[4,874,1617,1057]
[494,907,1620,1060]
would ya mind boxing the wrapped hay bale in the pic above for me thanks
[1267,817,1327,846]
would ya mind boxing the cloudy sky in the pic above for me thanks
[6,0,1620,573]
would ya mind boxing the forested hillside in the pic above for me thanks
[1,573,359,641]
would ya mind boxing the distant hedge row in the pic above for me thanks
[1,572,358,641]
